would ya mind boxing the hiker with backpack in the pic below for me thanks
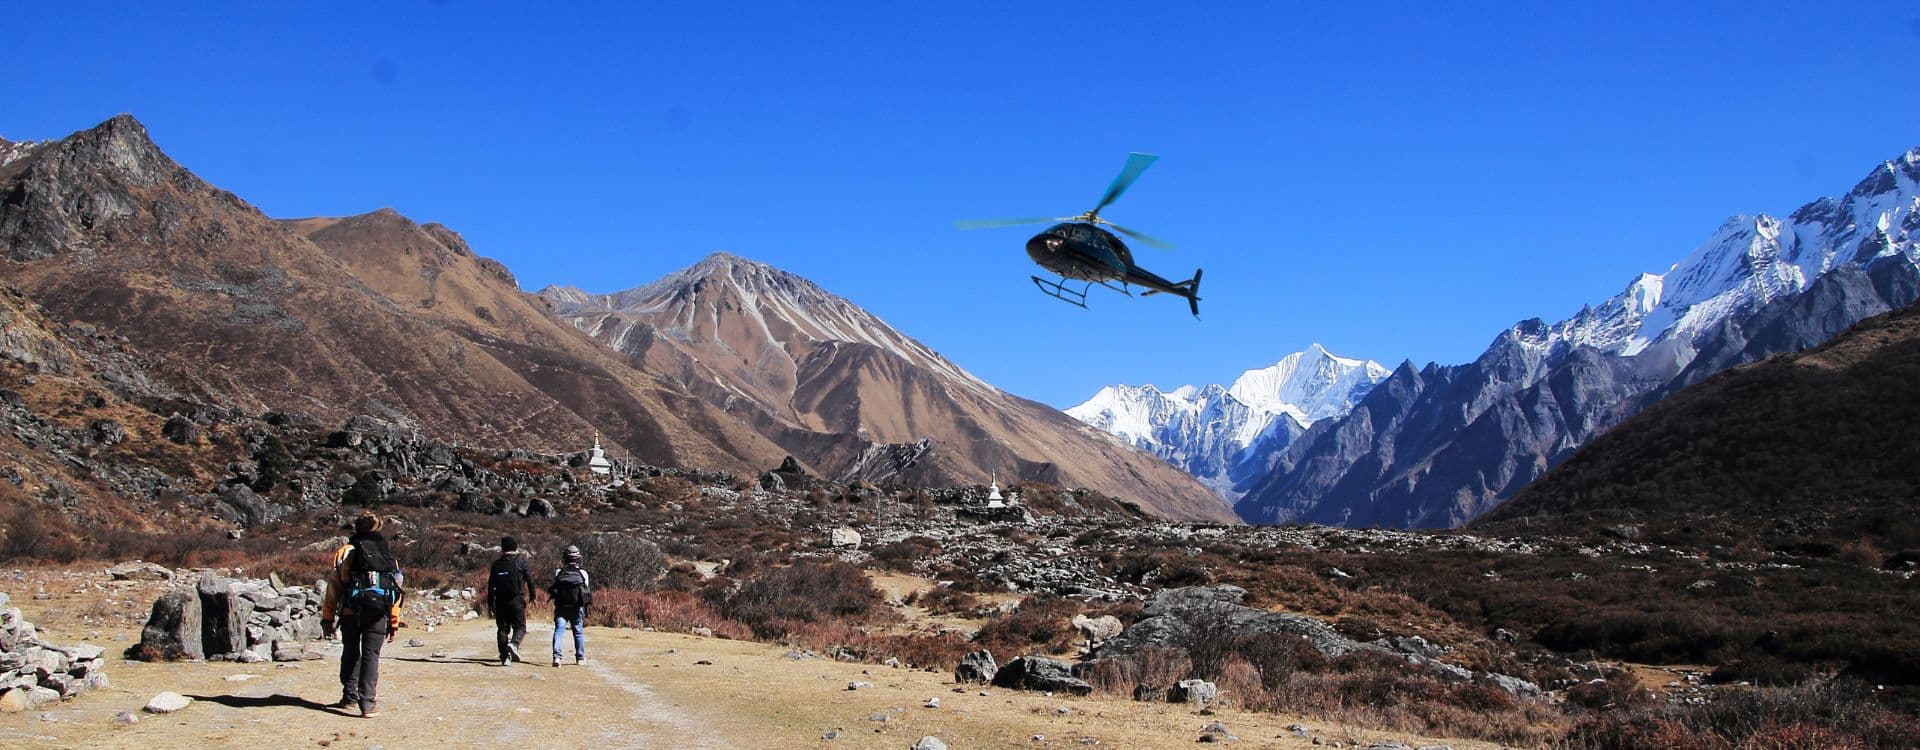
[485,536,537,666]
[319,513,404,718]
[549,545,592,666]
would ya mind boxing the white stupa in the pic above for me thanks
[986,475,1006,509]
[588,433,612,475]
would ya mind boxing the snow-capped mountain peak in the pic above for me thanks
[1549,146,1920,359]
[1066,345,1389,498]
[1226,343,1392,425]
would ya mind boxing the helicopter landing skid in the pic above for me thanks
[1032,275,1134,309]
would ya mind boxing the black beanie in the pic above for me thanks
[501,536,518,552]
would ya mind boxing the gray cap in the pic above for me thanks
[564,545,582,559]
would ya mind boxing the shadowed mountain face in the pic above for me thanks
[1480,299,1920,552]
[1235,146,1920,529]
[540,254,1236,523]
[0,115,1228,522]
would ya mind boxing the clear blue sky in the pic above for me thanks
[12,2,1920,407]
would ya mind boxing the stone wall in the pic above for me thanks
[129,572,324,662]
[0,592,109,712]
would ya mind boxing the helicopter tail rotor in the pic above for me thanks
[1180,268,1203,318]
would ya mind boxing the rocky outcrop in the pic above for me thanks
[1091,586,1540,697]
[0,592,110,711]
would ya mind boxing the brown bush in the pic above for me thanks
[905,585,980,616]
[571,532,666,591]
[1081,647,1192,696]
[583,588,752,639]
[970,594,1083,661]
[712,560,884,639]
[1559,680,1920,750]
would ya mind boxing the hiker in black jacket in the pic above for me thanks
[549,545,592,666]
[485,536,537,666]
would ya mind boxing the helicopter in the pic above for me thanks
[957,152,1202,317]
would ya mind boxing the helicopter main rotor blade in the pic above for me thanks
[1107,222,1175,250]
[1093,152,1159,213]
[954,217,1066,230]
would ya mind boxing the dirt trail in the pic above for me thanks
[2,569,1508,749]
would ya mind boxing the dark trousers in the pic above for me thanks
[340,617,387,710]
[496,601,527,660]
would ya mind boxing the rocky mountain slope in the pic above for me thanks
[540,254,1234,522]
[1481,298,1920,549]
[1234,145,1920,528]
[0,115,775,472]
[1065,344,1388,498]
[0,115,1225,522]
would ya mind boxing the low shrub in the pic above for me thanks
[571,532,666,591]
[1559,679,1920,750]
[970,594,1082,660]
[711,560,885,639]
[905,585,980,616]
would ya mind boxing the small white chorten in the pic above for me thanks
[588,433,612,475]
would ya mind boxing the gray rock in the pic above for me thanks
[49,642,105,662]
[954,649,997,684]
[912,738,949,750]
[198,574,254,656]
[1477,671,1543,698]
[1170,679,1218,707]
[1199,720,1236,742]
[24,686,60,709]
[991,655,1092,696]
[41,673,80,698]
[142,691,192,714]
[112,710,139,725]
[105,562,173,581]
[160,414,202,445]
[133,590,203,660]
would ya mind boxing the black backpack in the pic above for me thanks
[488,556,526,604]
[345,539,402,615]
[552,567,589,608]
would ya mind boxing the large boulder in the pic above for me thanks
[198,574,254,657]
[954,649,998,684]
[1072,613,1123,647]
[990,655,1092,696]
[132,590,203,660]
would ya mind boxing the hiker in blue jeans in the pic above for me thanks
[549,545,592,666]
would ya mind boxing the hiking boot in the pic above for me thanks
[360,703,381,718]
[506,643,521,663]
[328,696,355,709]
[574,655,584,665]
[551,657,560,667]
[500,656,511,667]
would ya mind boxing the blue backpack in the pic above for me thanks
[345,540,402,615]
